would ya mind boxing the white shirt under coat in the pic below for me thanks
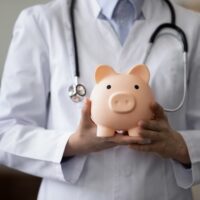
[0,0,200,199]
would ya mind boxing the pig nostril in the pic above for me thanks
[134,85,139,90]
[107,85,112,89]
[115,100,119,104]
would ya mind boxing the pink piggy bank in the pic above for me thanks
[90,64,155,137]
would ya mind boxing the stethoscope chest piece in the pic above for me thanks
[68,83,87,103]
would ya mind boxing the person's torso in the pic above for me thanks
[32,0,200,199]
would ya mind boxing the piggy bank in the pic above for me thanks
[90,64,155,137]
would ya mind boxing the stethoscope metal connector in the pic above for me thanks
[68,76,87,103]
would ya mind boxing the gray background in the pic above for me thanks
[0,0,49,78]
[0,0,200,199]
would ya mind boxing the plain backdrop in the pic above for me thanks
[0,0,49,78]
[0,0,200,199]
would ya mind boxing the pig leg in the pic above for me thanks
[128,127,140,137]
[129,127,151,144]
[97,126,115,137]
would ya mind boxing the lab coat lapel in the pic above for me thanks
[116,0,171,71]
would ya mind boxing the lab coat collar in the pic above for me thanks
[62,0,169,27]
[96,0,118,19]
[96,0,144,20]
[93,0,155,20]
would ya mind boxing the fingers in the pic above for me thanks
[129,143,157,152]
[138,120,162,132]
[137,128,162,141]
[137,121,166,142]
[106,134,144,145]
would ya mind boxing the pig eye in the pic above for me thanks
[107,85,112,89]
[134,85,139,90]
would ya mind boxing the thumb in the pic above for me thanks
[151,102,167,120]
[81,97,92,122]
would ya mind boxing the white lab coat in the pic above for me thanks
[0,0,200,199]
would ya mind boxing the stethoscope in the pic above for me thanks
[68,0,188,112]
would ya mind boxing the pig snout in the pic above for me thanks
[109,92,136,113]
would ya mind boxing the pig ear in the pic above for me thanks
[95,65,117,83]
[127,64,150,83]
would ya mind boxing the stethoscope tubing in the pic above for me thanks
[164,0,176,24]
[149,23,188,52]
[69,0,189,112]
[70,0,80,78]
[143,7,188,112]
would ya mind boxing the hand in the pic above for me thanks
[129,103,191,165]
[64,98,141,157]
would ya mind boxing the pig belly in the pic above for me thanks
[95,117,137,132]
[96,114,138,130]
[96,124,140,137]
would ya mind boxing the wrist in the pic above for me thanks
[173,132,191,165]
[64,133,79,157]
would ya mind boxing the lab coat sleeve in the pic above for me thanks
[170,26,200,188]
[171,131,200,189]
[0,9,86,184]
